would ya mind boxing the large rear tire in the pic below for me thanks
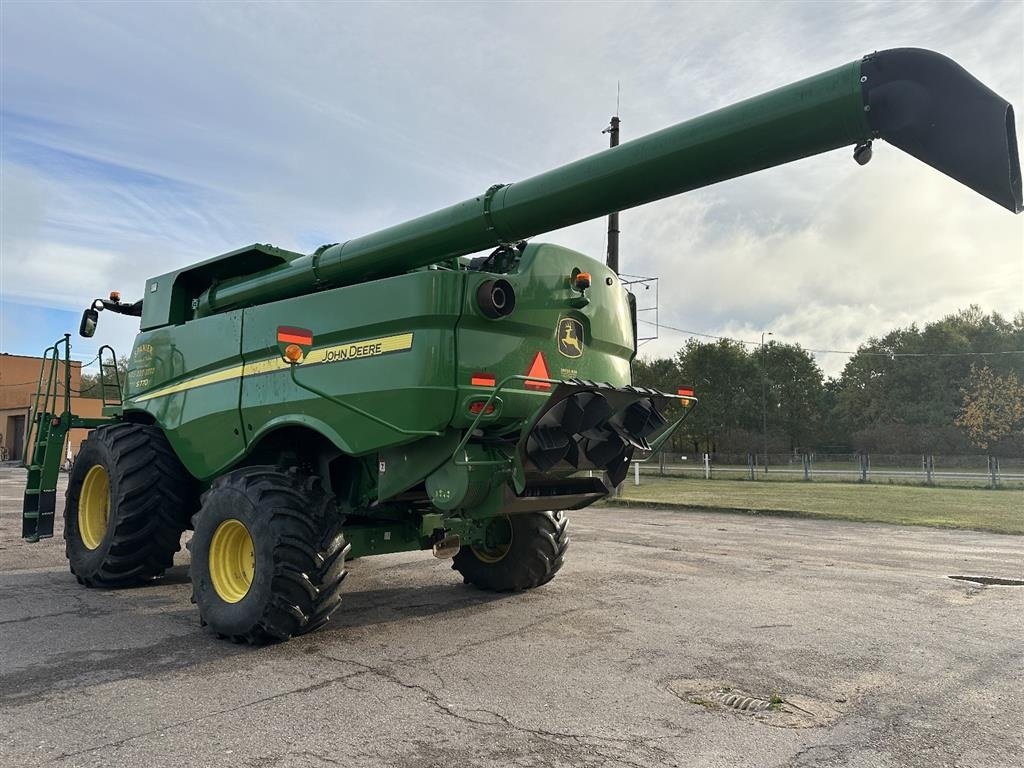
[64,423,197,587]
[188,466,349,644]
[452,511,569,591]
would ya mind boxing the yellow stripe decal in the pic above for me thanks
[130,332,414,403]
[242,356,291,377]
[131,364,245,403]
[309,332,414,365]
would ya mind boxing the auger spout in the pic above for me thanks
[195,48,1020,317]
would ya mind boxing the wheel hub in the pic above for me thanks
[209,519,255,603]
[471,516,513,563]
[79,465,110,550]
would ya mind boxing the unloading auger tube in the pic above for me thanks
[194,48,1021,316]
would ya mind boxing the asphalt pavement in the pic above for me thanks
[1,465,1022,768]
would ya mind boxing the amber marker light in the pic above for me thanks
[573,271,592,291]
[283,344,304,364]
[109,290,121,302]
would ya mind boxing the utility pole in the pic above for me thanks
[761,330,773,475]
[603,89,621,274]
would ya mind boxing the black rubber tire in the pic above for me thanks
[65,423,197,587]
[188,466,349,644]
[452,511,569,591]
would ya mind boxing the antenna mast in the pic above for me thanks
[602,82,621,274]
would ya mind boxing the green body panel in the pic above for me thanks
[239,270,461,458]
[141,244,301,331]
[378,431,462,501]
[126,313,247,477]
[127,272,461,478]
[454,245,632,415]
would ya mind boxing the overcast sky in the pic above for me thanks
[1,0,1021,377]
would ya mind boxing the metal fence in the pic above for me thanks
[635,451,1024,488]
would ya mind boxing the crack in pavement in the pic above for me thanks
[390,599,609,666]
[781,742,850,767]
[44,666,369,764]
[0,608,95,626]
[317,651,680,766]
[282,749,346,766]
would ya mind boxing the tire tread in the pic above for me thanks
[452,511,569,592]
[66,424,196,587]
[190,465,349,644]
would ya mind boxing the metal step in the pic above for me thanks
[22,489,55,540]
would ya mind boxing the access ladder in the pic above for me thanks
[22,335,116,542]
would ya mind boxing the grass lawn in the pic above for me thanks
[613,477,1024,535]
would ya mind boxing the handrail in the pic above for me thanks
[24,335,71,468]
[98,345,122,406]
[24,343,57,468]
[450,374,547,468]
[288,364,442,438]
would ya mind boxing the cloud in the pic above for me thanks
[0,1,1021,376]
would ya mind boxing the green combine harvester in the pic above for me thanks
[22,48,1021,643]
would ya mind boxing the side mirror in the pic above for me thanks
[79,308,99,338]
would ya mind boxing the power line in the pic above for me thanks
[639,318,1024,358]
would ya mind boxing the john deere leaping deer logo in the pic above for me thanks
[557,317,584,359]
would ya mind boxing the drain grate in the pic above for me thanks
[948,575,1024,586]
[710,690,773,712]
[667,678,839,728]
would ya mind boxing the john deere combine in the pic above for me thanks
[22,49,1021,643]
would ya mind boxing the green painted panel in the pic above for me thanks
[239,270,462,457]
[378,431,462,501]
[123,313,246,478]
[141,244,302,330]
[453,244,632,429]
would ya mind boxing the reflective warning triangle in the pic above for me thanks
[525,351,552,390]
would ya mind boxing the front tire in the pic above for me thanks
[65,423,196,586]
[188,466,349,644]
[452,511,569,591]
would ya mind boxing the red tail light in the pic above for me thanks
[277,326,313,346]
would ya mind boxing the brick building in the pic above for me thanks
[0,353,105,463]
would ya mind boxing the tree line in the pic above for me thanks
[633,307,1024,457]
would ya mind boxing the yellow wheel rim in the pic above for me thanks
[471,516,513,564]
[79,465,110,550]
[209,519,255,603]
